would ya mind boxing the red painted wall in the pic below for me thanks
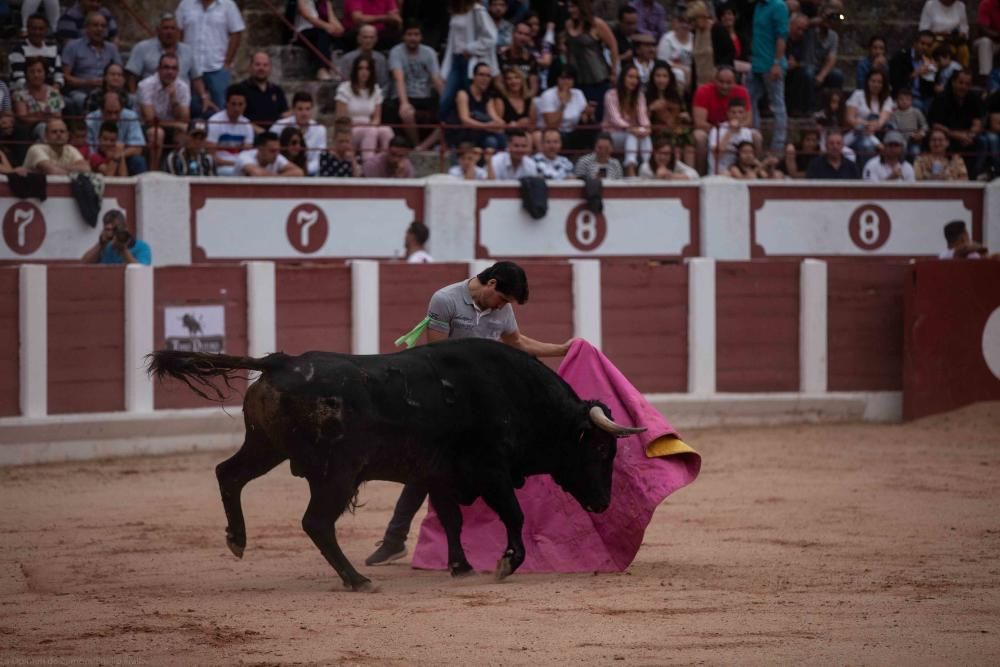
[513,262,574,371]
[47,266,125,414]
[601,261,688,393]
[153,266,247,409]
[828,262,909,391]
[379,263,470,353]
[716,261,800,392]
[276,265,353,355]
[0,268,19,416]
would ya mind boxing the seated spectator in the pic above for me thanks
[336,54,392,163]
[533,129,574,180]
[362,134,415,177]
[340,25,392,92]
[12,58,64,140]
[846,69,895,165]
[238,52,289,132]
[889,88,928,160]
[68,120,89,156]
[9,15,64,91]
[974,0,1000,83]
[646,62,693,158]
[387,20,443,150]
[603,63,653,175]
[692,66,751,173]
[126,12,213,118]
[294,0,345,81]
[708,97,761,175]
[165,119,217,175]
[919,0,970,67]
[489,128,538,179]
[343,0,403,50]
[448,141,489,179]
[657,13,693,90]
[489,0,514,49]
[22,119,90,174]
[492,67,536,136]
[573,132,625,179]
[176,0,245,112]
[888,31,936,112]
[81,210,152,266]
[804,2,844,98]
[62,12,122,115]
[449,62,506,150]
[783,125,822,178]
[534,65,594,151]
[0,112,18,175]
[403,221,433,263]
[931,43,963,97]
[234,131,304,176]
[628,32,659,86]
[862,131,915,181]
[207,85,255,176]
[855,35,888,90]
[728,140,783,179]
[319,120,363,177]
[500,20,542,96]
[687,1,715,87]
[614,5,639,62]
[84,62,133,113]
[440,0,498,117]
[85,91,147,174]
[278,126,308,174]
[271,91,326,175]
[638,137,698,179]
[914,127,969,179]
[88,121,128,175]
[939,220,990,258]
[975,107,1000,181]
[56,0,119,45]
[139,54,191,171]
[927,71,983,172]
[712,2,742,70]
[806,128,859,178]
[633,0,668,42]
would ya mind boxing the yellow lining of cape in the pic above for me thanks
[645,436,697,458]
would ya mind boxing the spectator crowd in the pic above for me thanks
[1,0,999,182]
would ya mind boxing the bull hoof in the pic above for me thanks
[449,561,474,577]
[495,556,514,581]
[345,580,378,593]
[225,530,245,559]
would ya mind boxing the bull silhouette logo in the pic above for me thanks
[286,203,329,254]
[2,202,46,256]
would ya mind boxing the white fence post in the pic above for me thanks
[699,177,751,259]
[351,260,380,355]
[19,264,47,418]
[800,259,828,394]
[246,261,277,357]
[687,257,716,395]
[570,259,602,349]
[124,264,154,412]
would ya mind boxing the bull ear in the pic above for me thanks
[588,405,646,437]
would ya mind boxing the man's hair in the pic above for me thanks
[618,5,637,20]
[255,130,279,147]
[457,141,478,155]
[595,131,614,146]
[895,87,912,98]
[407,221,429,245]
[99,120,118,136]
[103,209,126,225]
[27,13,49,26]
[542,127,562,140]
[158,53,179,67]
[477,261,529,304]
[389,135,413,150]
[404,18,422,32]
[506,127,528,141]
[943,220,967,245]
[916,29,935,42]
[932,43,953,59]
[558,64,578,80]
[727,97,747,109]
[292,91,313,106]
[225,84,245,102]
[868,34,886,48]
[715,65,736,79]
[826,127,844,140]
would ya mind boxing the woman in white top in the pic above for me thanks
[335,53,393,162]
[845,69,895,164]
[294,0,345,81]
[638,138,698,180]
[656,15,694,91]
[440,0,499,114]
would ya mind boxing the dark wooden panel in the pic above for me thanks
[47,266,125,414]
[601,261,688,393]
[828,262,909,391]
[513,262,574,372]
[153,266,247,409]
[378,263,470,353]
[716,261,800,392]
[276,265,353,355]
[0,268,20,416]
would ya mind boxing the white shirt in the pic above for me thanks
[862,156,916,182]
[708,125,754,175]
[535,87,588,132]
[657,30,693,67]
[137,74,191,121]
[638,159,699,179]
[919,0,969,36]
[206,110,255,162]
[448,164,488,180]
[846,89,896,119]
[269,116,327,176]
[234,148,290,175]
[490,152,538,180]
[176,0,246,72]
[406,249,433,263]
[335,81,384,125]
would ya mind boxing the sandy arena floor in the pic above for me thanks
[2,403,999,666]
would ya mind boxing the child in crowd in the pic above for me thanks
[319,121,362,177]
[889,88,927,160]
[448,141,488,180]
[165,120,216,176]
[708,98,756,175]
[89,121,128,176]
[932,44,962,96]
[489,0,513,49]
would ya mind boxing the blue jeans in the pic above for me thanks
[748,69,787,153]
[201,68,231,111]
[440,54,469,117]
[126,155,148,175]
[384,483,427,544]
[976,132,1000,179]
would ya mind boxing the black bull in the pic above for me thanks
[147,338,645,591]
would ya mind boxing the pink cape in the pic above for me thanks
[411,339,701,573]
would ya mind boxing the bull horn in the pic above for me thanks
[589,406,647,436]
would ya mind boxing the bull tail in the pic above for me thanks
[146,350,286,402]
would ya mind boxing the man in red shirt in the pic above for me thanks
[343,0,402,50]
[975,0,1000,78]
[692,66,752,174]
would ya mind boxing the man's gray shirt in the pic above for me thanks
[387,43,440,100]
[427,280,518,340]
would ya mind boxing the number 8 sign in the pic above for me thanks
[565,203,608,252]
[848,203,891,251]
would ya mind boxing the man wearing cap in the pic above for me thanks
[628,32,660,85]
[126,12,215,118]
[861,130,915,182]
[165,119,217,175]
